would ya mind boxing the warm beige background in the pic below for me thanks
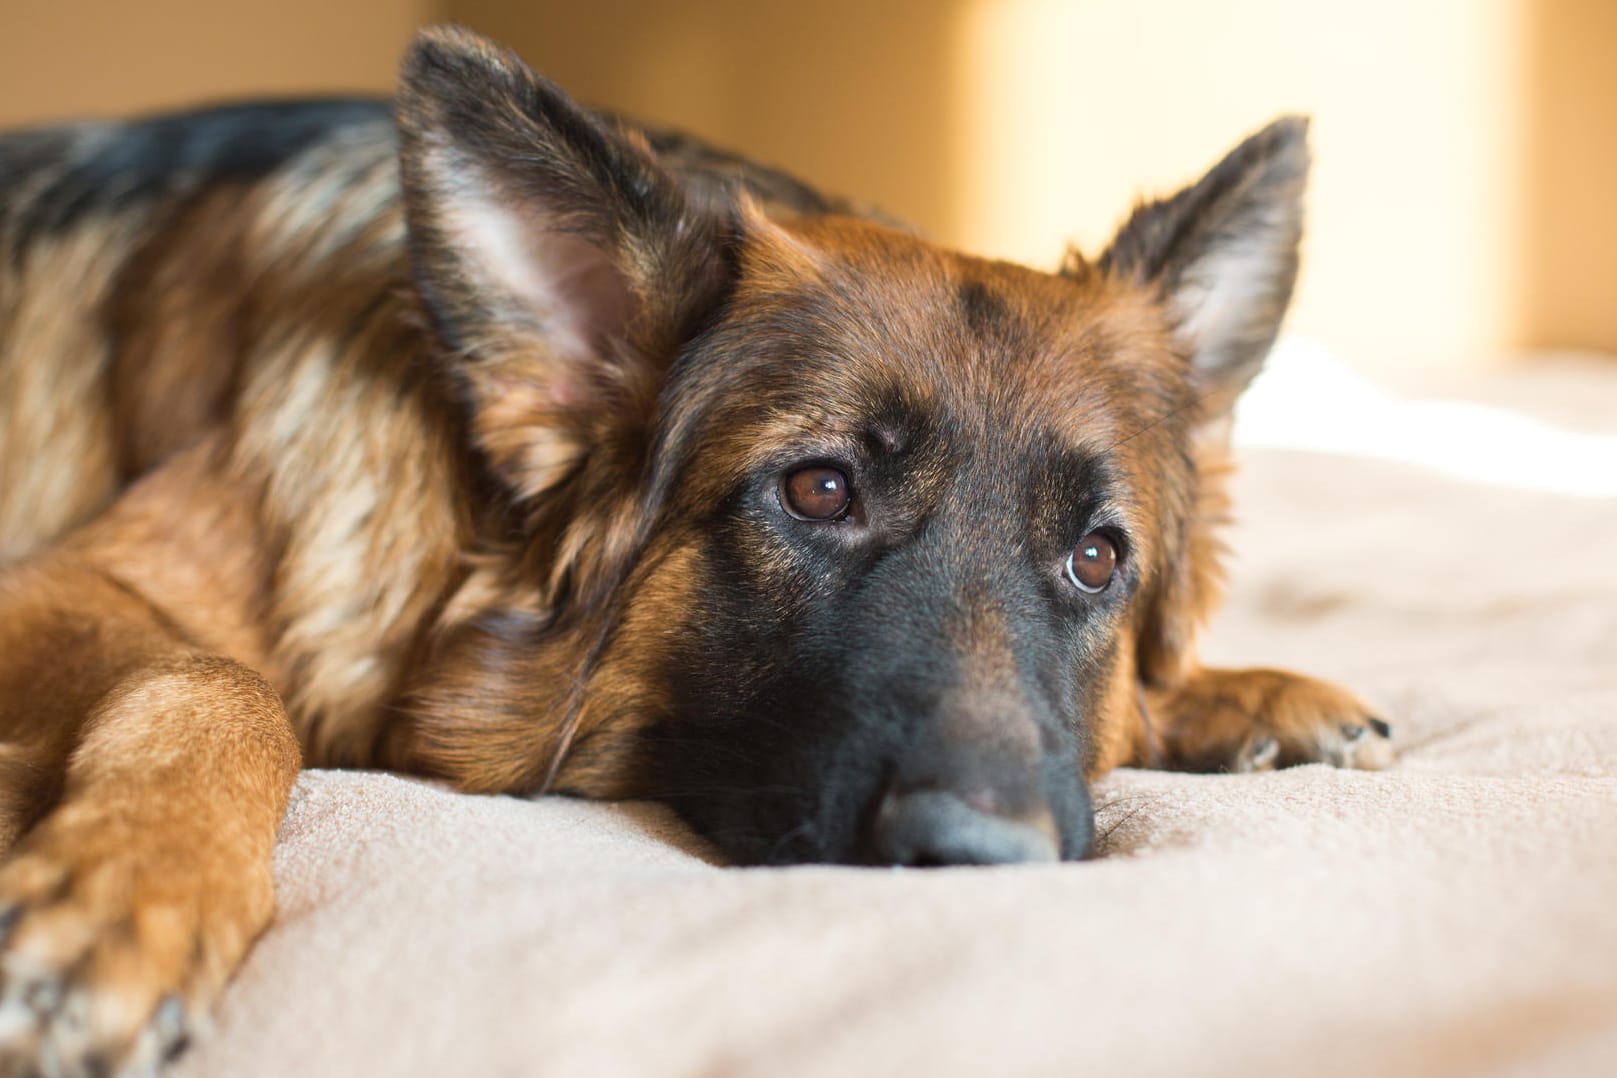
[2,0,1614,373]
[0,0,429,123]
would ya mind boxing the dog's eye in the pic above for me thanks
[780,466,852,521]
[1065,534,1118,593]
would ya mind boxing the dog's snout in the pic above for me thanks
[871,788,1060,866]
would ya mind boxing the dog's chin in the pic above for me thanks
[676,789,1096,869]
[667,799,835,868]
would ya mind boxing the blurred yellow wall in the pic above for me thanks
[0,0,428,125]
[2,0,1614,372]
[949,0,1530,374]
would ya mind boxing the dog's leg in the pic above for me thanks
[0,544,299,1073]
[1145,666,1394,773]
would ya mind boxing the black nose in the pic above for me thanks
[871,789,1060,866]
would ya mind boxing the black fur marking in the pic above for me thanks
[5,99,391,254]
[639,123,838,217]
[956,279,1012,341]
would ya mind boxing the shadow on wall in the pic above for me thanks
[0,0,431,125]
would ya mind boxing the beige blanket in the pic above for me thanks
[176,361,1617,1078]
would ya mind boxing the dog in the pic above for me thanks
[0,25,1393,1076]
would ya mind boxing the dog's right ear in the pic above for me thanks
[396,27,730,499]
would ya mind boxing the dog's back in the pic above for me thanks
[0,101,406,561]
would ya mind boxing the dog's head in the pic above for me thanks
[397,29,1306,866]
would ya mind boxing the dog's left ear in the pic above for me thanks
[1098,117,1308,417]
[395,27,730,499]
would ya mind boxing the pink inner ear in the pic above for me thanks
[443,185,636,404]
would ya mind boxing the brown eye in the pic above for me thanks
[781,466,852,521]
[1065,533,1118,593]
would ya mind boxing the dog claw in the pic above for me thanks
[23,977,63,1016]
[1340,723,1366,741]
[154,995,190,1059]
[1243,736,1280,771]
[0,968,196,1077]
[0,906,20,944]
[1369,717,1393,739]
[112,995,188,1078]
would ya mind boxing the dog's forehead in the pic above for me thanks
[704,215,1189,457]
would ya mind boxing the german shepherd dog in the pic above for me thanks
[0,26,1393,1075]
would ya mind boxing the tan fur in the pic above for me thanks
[0,227,135,561]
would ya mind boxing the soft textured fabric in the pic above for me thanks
[176,362,1617,1078]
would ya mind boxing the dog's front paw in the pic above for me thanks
[0,801,266,1077]
[1148,667,1395,773]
